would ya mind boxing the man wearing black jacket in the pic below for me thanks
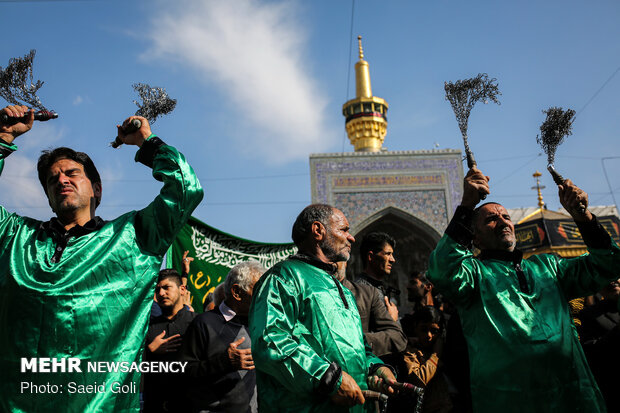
[181,260,266,413]
[353,232,406,357]
[144,269,197,412]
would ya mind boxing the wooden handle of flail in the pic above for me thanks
[361,390,388,402]
[110,119,142,148]
[0,110,58,125]
[547,164,586,214]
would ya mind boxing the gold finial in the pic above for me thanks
[532,171,546,209]
[342,35,388,152]
[358,35,364,60]
[354,35,372,99]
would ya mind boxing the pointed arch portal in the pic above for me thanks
[347,207,442,315]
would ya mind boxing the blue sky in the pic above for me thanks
[1,0,619,242]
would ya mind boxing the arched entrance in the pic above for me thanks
[346,207,442,315]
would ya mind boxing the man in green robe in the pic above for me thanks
[249,204,397,412]
[0,105,203,412]
[428,167,619,413]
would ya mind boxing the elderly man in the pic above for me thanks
[0,105,203,412]
[249,204,397,412]
[427,167,620,413]
[181,260,266,413]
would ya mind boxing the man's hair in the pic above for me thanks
[157,269,183,286]
[412,305,444,328]
[224,260,266,300]
[411,271,430,285]
[203,292,214,310]
[213,283,226,306]
[37,147,102,207]
[360,232,396,265]
[291,204,335,246]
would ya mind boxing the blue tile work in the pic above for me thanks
[332,190,447,235]
[310,150,464,233]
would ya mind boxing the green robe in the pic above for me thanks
[249,257,384,413]
[0,139,203,412]
[428,215,620,413]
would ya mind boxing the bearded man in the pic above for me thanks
[249,204,397,412]
[427,167,620,413]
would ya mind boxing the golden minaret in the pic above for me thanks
[342,36,389,152]
[532,171,546,208]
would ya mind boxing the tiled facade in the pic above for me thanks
[310,149,464,236]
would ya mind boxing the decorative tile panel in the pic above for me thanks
[333,190,447,235]
[310,150,464,233]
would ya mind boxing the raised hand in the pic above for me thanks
[182,250,194,275]
[461,166,490,208]
[116,115,152,148]
[0,105,33,144]
[558,179,592,222]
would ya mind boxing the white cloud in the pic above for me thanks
[0,153,48,215]
[73,95,83,105]
[0,123,65,219]
[144,0,333,163]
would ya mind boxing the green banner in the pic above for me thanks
[168,216,297,312]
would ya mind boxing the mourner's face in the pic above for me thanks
[155,278,184,309]
[407,276,427,302]
[45,159,101,215]
[320,209,355,262]
[473,203,516,252]
[368,242,395,277]
[414,322,441,350]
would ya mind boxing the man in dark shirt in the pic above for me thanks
[401,272,432,338]
[352,232,406,357]
[356,232,399,316]
[143,269,197,412]
[338,261,406,358]
[181,260,266,413]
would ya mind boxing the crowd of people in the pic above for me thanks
[1,105,619,413]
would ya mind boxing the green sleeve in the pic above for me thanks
[250,271,332,395]
[547,217,620,299]
[427,234,478,307]
[554,243,620,299]
[0,140,22,240]
[134,142,204,256]
[0,140,17,176]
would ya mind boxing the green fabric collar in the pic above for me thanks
[289,253,337,275]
